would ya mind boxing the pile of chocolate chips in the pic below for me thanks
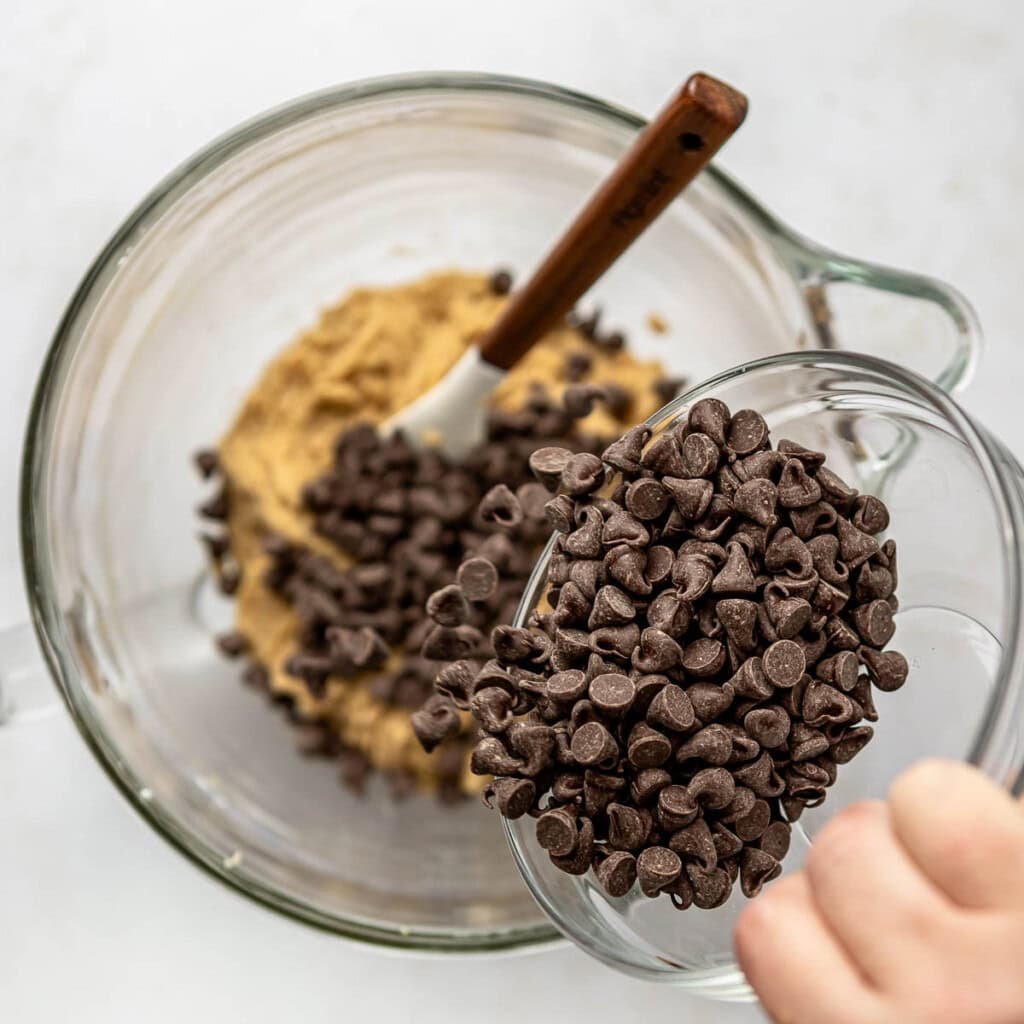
[196,274,680,800]
[414,397,908,907]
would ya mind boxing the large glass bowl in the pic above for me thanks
[18,73,980,952]
[506,351,1024,996]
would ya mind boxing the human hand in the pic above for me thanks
[734,759,1024,1023]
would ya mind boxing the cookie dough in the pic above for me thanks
[218,270,667,792]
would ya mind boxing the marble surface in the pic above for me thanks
[2,1,1022,1021]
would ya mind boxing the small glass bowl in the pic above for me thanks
[20,73,981,954]
[506,350,1024,997]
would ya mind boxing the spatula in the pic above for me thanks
[388,72,748,458]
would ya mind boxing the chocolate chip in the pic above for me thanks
[716,598,758,654]
[453,557,497,602]
[668,817,717,870]
[601,425,650,475]
[836,515,880,568]
[726,409,768,456]
[789,501,839,541]
[536,807,580,857]
[596,850,638,897]
[588,586,636,629]
[744,706,791,748]
[711,822,744,861]
[647,591,690,638]
[832,724,875,763]
[852,494,890,535]
[627,721,673,768]
[194,448,220,478]
[560,351,592,385]
[563,383,605,420]
[216,631,248,658]
[763,639,806,688]
[727,657,774,700]
[859,647,909,691]
[630,767,672,806]
[562,453,606,496]
[732,478,778,527]
[724,723,761,763]
[571,721,619,767]
[478,484,523,529]
[589,673,637,716]
[676,724,733,765]
[632,627,683,673]
[852,599,896,648]
[646,683,695,732]
[637,846,682,896]
[471,736,525,775]
[625,478,670,520]
[733,751,785,798]
[482,777,536,819]
[688,865,732,909]
[590,623,641,660]
[721,785,757,823]
[679,432,720,479]
[607,803,650,850]
[641,433,688,477]
[765,528,814,578]
[759,821,791,861]
[764,587,812,640]
[551,816,595,875]
[805,533,848,585]
[688,398,731,447]
[712,542,757,595]
[740,847,782,898]
[816,650,860,692]
[688,766,735,810]
[657,784,701,831]
[425,584,470,627]
[778,439,826,470]
[489,268,513,294]
[411,694,462,752]
[471,686,516,733]
[789,722,829,762]
[686,681,735,722]
[662,476,714,521]
[681,637,726,678]
[737,449,786,482]
[801,679,855,727]
[602,509,650,548]
[606,545,650,594]
[734,799,772,842]
[645,545,674,586]
[851,675,880,722]
[544,669,588,703]
[777,458,823,509]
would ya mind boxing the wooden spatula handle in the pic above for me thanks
[479,73,748,370]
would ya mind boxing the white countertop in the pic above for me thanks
[3,2,1022,1021]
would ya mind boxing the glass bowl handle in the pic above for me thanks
[0,621,58,726]
[790,244,981,395]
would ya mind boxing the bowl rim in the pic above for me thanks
[15,71,871,953]
[504,347,1024,985]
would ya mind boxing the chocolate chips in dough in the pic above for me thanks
[195,270,670,800]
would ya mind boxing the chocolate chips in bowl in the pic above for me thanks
[414,353,945,992]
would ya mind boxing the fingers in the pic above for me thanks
[888,759,1024,910]
[804,800,956,988]
[735,873,880,1024]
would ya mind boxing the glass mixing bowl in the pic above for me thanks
[14,73,981,952]
[507,350,1024,997]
